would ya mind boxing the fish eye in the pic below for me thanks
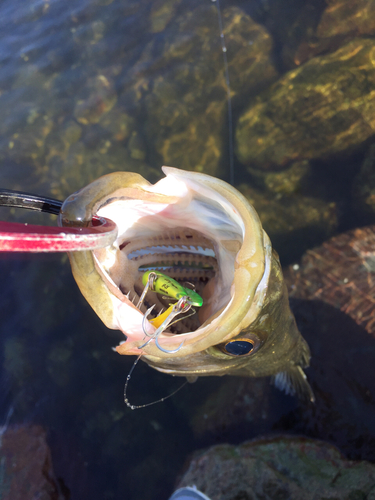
[221,338,255,356]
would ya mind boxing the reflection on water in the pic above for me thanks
[1,0,375,498]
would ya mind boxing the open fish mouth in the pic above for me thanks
[61,166,267,360]
[115,227,218,333]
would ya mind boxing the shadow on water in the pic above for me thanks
[283,298,375,461]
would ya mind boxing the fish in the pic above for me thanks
[60,166,314,402]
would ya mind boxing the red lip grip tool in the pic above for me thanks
[0,189,117,252]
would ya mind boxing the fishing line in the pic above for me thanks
[212,0,235,185]
[124,354,188,410]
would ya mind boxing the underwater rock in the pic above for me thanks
[317,0,375,39]
[149,0,183,33]
[72,20,106,46]
[279,0,375,67]
[176,436,375,500]
[236,38,375,171]
[61,120,82,147]
[254,0,326,69]
[3,337,33,390]
[188,377,272,439]
[151,100,227,176]
[0,424,67,500]
[44,120,82,167]
[0,93,54,166]
[99,108,135,142]
[73,74,117,125]
[46,342,73,387]
[353,143,375,220]
[139,4,278,175]
[247,160,311,195]
[284,225,375,336]
[128,130,146,160]
[47,140,159,200]
[239,183,337,263]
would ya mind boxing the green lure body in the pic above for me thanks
[142,270,203,307]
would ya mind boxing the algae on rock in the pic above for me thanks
[140,4,278,176]
[236,38,375,170]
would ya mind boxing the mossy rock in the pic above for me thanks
[236,38,375,170]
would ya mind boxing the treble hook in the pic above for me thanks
[141,304,156,338]
[155,335,184,354]
[139,297,191,353]
[137,271,157,309]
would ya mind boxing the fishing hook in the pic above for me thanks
[139,297,191,353]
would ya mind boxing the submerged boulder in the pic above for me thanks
[176,436,375,500]
[353,144,375,220]
[239,182,338,263]
[236,38,375,171]
[285,225,375,336]
[317,0,375,39]
[0,424,68,500]
[140,4,278,176]
[280,0,375,67]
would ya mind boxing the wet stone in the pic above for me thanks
[239,183,338,263]
[248,160,311,195]
[138,4,278,176]
[284,225,375,336]
[271,0,375,69]
[73,74,117,125]
[236,38,375,171]
[176,436,375,500]
[0,424,67,500]
[149,0,183,33]
[99,108,135,142]
[353,143,375,220]
[128,130,146,160]
[189,377,272,439]
[61,120,82,146]
[47,140,158,200]
[72,20,106,45]
[317,0,375,39]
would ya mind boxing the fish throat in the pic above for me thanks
[115,227,218,334]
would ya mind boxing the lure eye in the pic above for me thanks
[221,338,255,356]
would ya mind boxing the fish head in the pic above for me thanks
[60,167,312,397]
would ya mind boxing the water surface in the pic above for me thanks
[0,0,374,499]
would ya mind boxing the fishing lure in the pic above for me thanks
[138,270,203,354]
[125,270,204,409]
[141,270,203,308]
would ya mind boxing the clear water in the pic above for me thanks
[0,0,374,499]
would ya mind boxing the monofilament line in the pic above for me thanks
[124,354,188,409]
[212,0,234,185]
